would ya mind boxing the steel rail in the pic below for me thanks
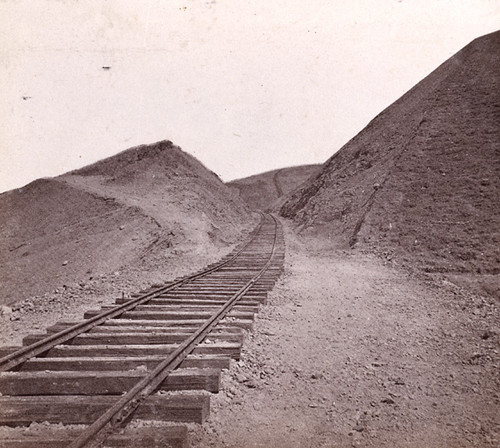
[69,214,279,448]
[0,214,266,372]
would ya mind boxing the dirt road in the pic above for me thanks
[190,220,499,447]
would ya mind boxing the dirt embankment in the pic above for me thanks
[0,140,255,306]
[280,31,500,297]
[228,164,321,211]
[0,178,159,305]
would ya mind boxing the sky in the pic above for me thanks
[1,0,499,193]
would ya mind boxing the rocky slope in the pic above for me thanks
[0,140,254,305]
[280,31,500,292]
[228,164,322,210]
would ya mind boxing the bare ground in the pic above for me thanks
[189,218,499,448]
[0,217,497,447]
[0,217,257,346]
[279,31,500,283]
[0,141,253,306]
[228,165,322,211]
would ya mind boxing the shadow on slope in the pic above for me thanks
[0,178,159,305]
[280,31,500,295]
[1,140,254,305]
[228,164,322,211]
[63,140,252,246]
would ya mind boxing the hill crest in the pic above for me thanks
[1,140,254,304]
[280,30,500,285]
[228,164,322,211]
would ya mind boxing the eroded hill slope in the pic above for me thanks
[280,31,500,287]
[228,164,321,210]
[0,140,254,305]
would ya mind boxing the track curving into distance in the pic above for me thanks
[0,213,284,448]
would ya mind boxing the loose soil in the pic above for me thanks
[1,33,499,448]
[228,165,321,211]
[189,219,499,448]
[0,217,256,347]
[0,140,253,306]
[280,31,500,293]
[0,217,497,447]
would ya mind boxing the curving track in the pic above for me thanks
[0,213,284,448]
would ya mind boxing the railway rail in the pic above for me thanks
[0,213,284,448]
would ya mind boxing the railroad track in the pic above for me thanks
[0,213,284,448]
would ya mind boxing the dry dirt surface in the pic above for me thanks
[1,31,498,448]
[0,140,254,306]
[0,215,497,447]
[228,164,321,211]
[190,219,499,448]
[0,216,257,347]
[280,31,500,298]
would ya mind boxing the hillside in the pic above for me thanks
[280,31,500,293]
[228,164,322,210]
[0,140,254,305]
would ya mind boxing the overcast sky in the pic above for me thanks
[1,0,499,192]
